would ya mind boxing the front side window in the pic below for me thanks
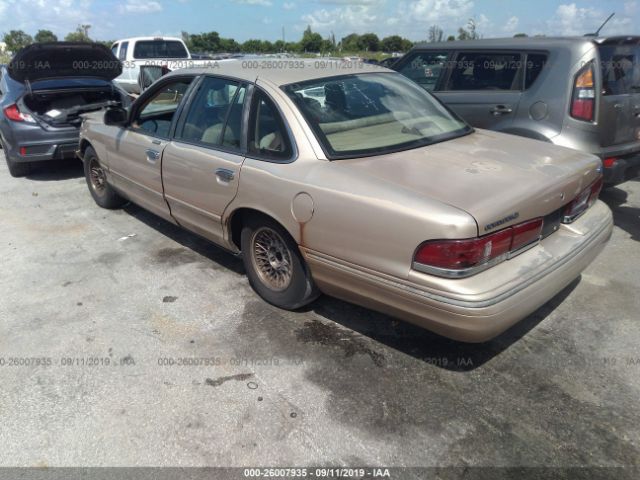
[132,79,193,137]
[178,76,246,150]
[599,44,640,96]
[247,91,292,160]
[446,52,522,91]
[284,72,470,159]
[111,43,119,57]
[119,41,128,61]
[133,41,189,59]
[398,52,449,92]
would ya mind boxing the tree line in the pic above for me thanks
[2,19,531,58]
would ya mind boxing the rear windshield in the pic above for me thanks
[599,43,640,95]
[133,41,189,59]
[283,72,471,159]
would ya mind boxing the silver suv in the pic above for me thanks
[394,36,640,186]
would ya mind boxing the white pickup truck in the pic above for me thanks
[111,36,212,94]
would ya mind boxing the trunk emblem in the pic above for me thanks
[485,212,520,232]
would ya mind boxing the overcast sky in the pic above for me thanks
[0,0,637,42]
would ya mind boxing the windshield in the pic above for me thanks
[133,40,189,59]
[283,73,470,159]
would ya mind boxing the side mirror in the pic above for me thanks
[104,107,128,126]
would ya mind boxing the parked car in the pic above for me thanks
[77,60,612,342]
[393,36,640,186]
[0,42,130,177]
[111,36,212,94]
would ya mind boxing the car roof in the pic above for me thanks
[165,58,393,86]
[411,35,640,50]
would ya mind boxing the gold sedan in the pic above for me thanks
[78,60,612,342]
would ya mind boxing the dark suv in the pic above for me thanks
[0,42,129,177]
[394,36,640,186]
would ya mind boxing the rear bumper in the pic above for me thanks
[602,154,640,186]
[2,126,79,163]
[303,201,613,343]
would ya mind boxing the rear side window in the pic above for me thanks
[446,52,522,91]
[397,52,449,92]
[133,41,189,59]
[525,54,548,89]
[111,43,119,57]
[119,41,128,61]
[248,90,292,160]
[599,44,640,96]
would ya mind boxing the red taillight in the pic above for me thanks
[603,157,617,168]
[571,64,595,122]
[511,218,544,251]
[415,229,511,270]
[414,218,543,277]
[3,104,34,123]
[563,175,603,223]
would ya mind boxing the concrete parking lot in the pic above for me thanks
[0,151,639,472]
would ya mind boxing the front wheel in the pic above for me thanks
[241,215,319,310]
[83,146,126,209]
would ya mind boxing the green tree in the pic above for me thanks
[190,31,221,52]
[241,39,263,53]
[446,35,456,42]
[2,30,33,53]
[340,33,360,52]
[65,25,91,43]
[34,30,58,43]
[381,35,403,52]
[219,37,240,53]
[358,33,380,51]
[300,26,323,52]
[513,33,528,38]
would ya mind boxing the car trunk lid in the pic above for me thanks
[596,37,640,147]
[7,42,122,84]
[338,129,602,235]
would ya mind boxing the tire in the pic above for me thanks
[241,214,319,310]
[83,146,126,209]
[1,139,31,177]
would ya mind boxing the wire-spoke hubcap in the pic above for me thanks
[251,227,293,292]
[89,158,107,196]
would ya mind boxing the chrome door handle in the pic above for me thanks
[215,168,235,183]
[145,149,160,164]
[489,105,513,116]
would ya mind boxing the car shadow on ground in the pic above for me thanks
[122,203,245,275]
[601,186,640,242]
[118,196,582,372]
[306,278,579,372]
[24,159,84,181]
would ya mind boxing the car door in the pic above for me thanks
[162,76,248,244]
[436,51,524,129]
[107,77,194,220]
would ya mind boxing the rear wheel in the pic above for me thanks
[84,146,126,209]
[241,215,319,310]
[1,139,31,177]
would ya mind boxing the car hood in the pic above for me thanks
[7,42,122,83]
[338,129,602,235]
